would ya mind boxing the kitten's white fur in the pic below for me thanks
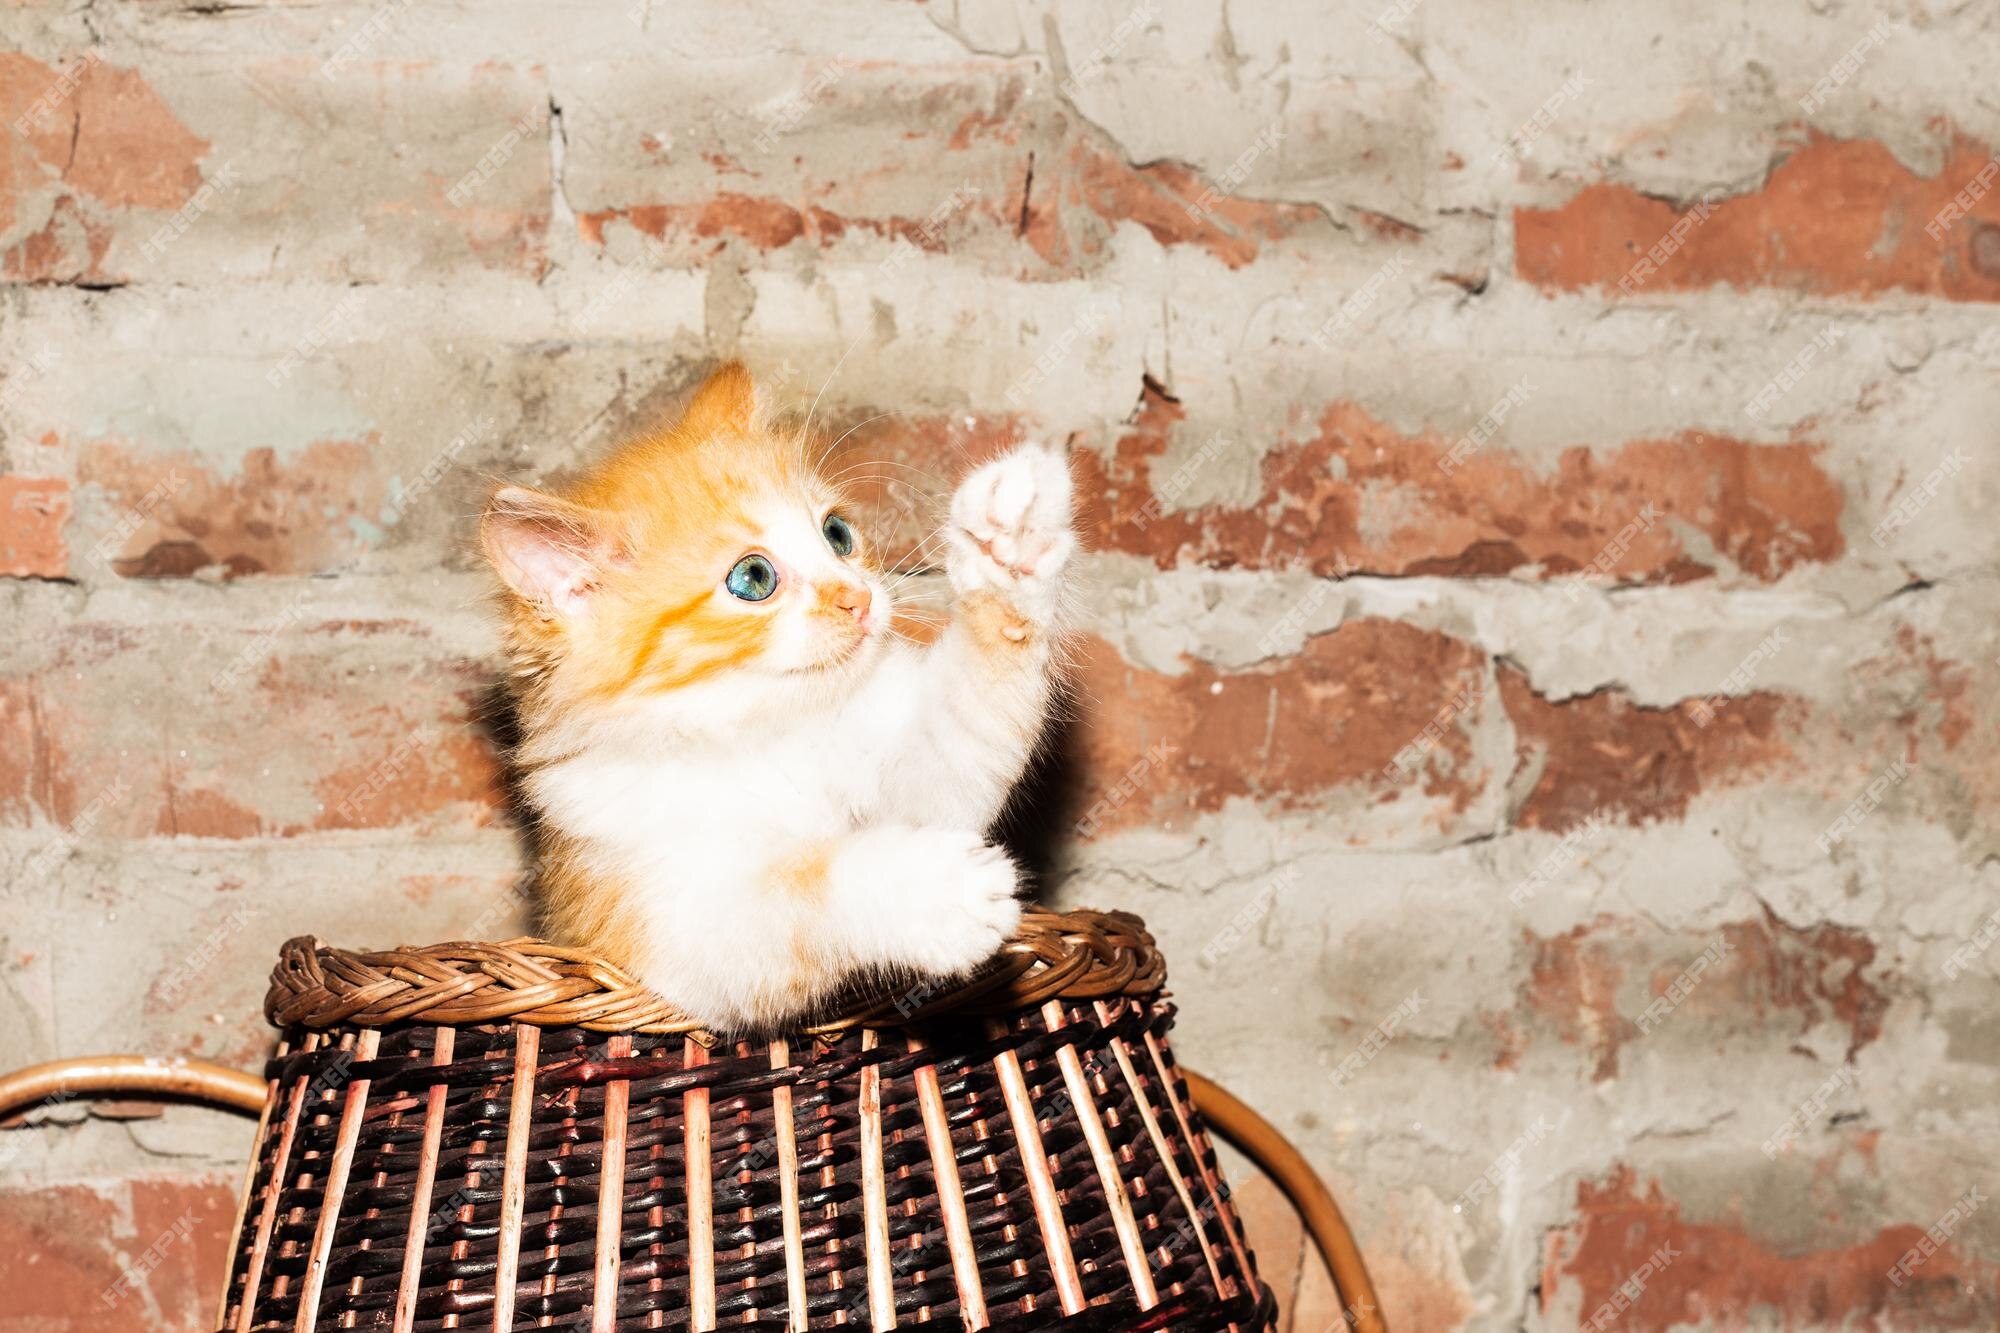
[525,444,1074,1030]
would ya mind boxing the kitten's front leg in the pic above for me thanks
[638,827,1020,1031]
[807,825,1022,979]
[871,445,1076,829]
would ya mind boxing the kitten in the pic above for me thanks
[479,363,1074,1032]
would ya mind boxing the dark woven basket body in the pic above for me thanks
[217,913,1274,1331]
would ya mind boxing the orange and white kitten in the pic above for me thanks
[479,363,1074,1032]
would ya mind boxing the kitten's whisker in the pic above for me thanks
[826,473,932,496]
[814,410,910,473]
[885,520,950,566]
[826,455,947,488]
[801,331,867,456]
[885,541,951,580]
[883,531,953,589]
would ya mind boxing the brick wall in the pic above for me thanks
[2,2,1996,1329]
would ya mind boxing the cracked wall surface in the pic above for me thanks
[2,1,1997,1329]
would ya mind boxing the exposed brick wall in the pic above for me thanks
[2,3,1996,1329]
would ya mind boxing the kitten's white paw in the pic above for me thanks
[894,831,1022,977]
[946,444,1075,615]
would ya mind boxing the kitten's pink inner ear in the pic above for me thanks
[480,486,625,618]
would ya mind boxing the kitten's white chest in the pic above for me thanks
[534,718,886,867]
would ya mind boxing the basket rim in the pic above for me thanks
[264,906,1165,1038]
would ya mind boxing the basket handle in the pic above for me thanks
[0,1055,266,1119]
[1184,1068,1388,1333]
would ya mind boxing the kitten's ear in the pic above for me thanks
[479,485,626,618]
[680,361,764,437]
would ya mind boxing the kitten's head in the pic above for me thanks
[480,364,891,721]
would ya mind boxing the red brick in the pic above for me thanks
[77,440,388,579]
[1516,131,2000,301]
[1033,144,1324,271]
[1497,664,1796,833]
[1070,620,1494,838]
[1076,383,1846,583]
[0,625,504,838]
[0,53,210,283]
[62,62,210,212]
[0,1175,236,1332]
[574,81,1327,275]
[1544,1164,1996,1329]
[1523,917,1638,1083]
[1519,912,1890,1082]
[0,474,70,577]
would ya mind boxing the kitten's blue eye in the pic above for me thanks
[822,513,856,557]
[725,554,778,601]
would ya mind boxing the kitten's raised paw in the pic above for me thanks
[897,833,1022,978]
[946,444,1075,615]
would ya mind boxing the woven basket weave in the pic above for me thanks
[216,909,1276,1331]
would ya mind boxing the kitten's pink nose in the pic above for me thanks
[833,583,873,625]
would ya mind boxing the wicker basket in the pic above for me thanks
[214,909,1283,1331]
